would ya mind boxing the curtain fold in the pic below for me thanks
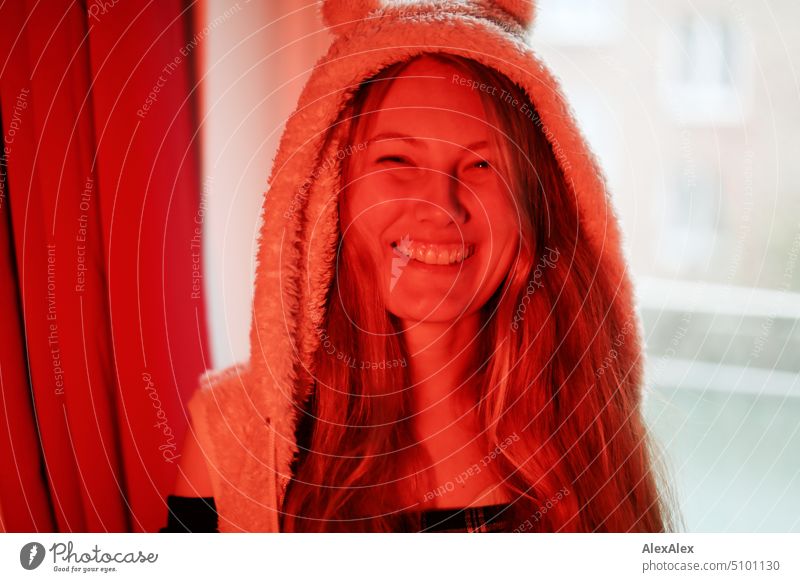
[0,0,209,532]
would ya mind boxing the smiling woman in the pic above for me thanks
[169,0,678,534]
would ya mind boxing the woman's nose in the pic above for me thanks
[413,169,468,227]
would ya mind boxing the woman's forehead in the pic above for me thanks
[363,108,491,151]
[375,59,487,112]
[360,67,492,145]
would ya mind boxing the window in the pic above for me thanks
[658,161,718,271]
[532,0,625,45]
[658,11,749,124]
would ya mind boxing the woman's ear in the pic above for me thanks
[320,0,380,35]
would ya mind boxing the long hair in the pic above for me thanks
[281,52,679,532]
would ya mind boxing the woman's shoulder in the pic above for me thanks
[184,360,283,532]
[186,360,270,472]
[187,361,267,441]
[188,361,251,410]
[182,363,251,513]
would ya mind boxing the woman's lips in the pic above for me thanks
[390,240,475,266]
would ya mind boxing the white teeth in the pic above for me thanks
[393,241,474,266]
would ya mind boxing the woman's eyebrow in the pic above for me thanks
[366,132,490,152]
[366,132,426,147]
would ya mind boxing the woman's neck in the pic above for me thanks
[400,313,484,438]
[398,314,514,509]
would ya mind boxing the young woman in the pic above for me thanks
[163,0,678,533]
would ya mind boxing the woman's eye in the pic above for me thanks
[376,156,410,165]
[466,159,492,171]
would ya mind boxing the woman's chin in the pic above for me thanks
[386,297,475,327]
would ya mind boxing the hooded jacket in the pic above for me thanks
[186,0,641,533]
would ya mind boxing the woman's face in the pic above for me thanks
[339,56,520,325]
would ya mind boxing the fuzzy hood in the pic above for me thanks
[187,0,641,533]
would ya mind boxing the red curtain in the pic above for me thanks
[0,0,209,532]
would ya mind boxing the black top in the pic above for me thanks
[159,495,516,533]
[159,495,219,532]
[416,502,513,532]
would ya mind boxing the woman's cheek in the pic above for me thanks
[341,181,394,235]
[342,179,379,219]
[482,181,517,220]
[367,176,401,201]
